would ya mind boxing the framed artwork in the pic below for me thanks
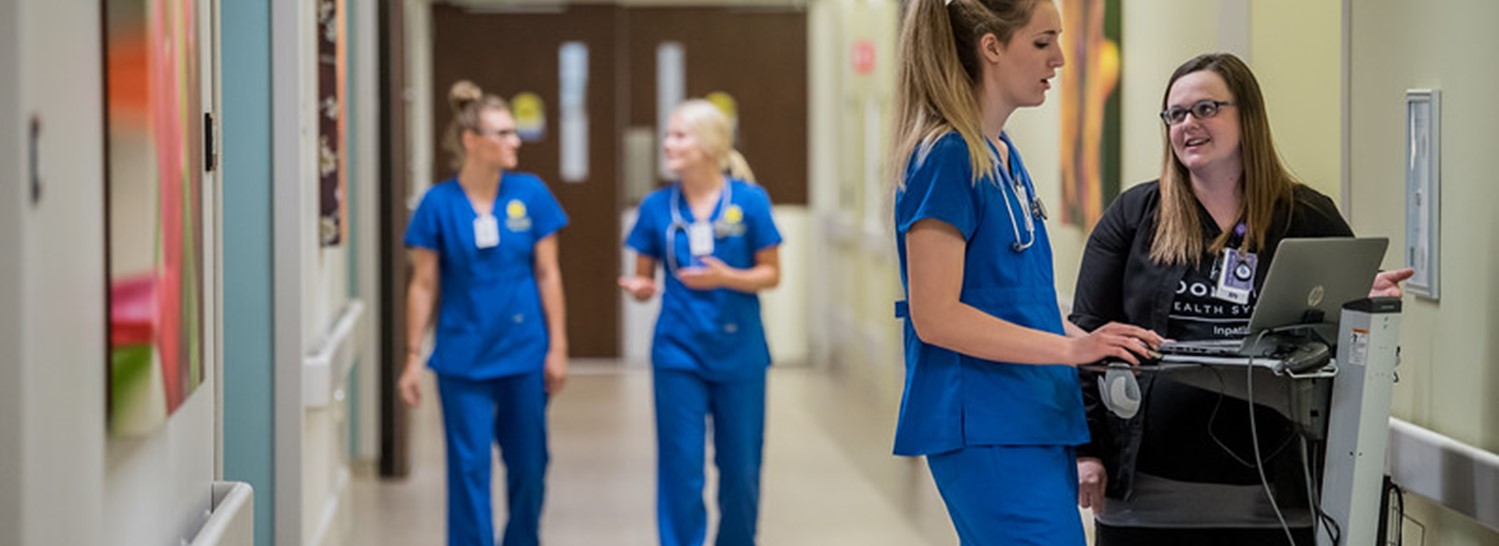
[1404,89,1440,299]
[318,0,348,247]
[104,0,205,435]
[1058,0,1121,229]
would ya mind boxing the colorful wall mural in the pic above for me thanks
[105,0,204,436]
[1058,0,1121,229]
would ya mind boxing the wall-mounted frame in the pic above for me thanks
[1404,89,1440,300]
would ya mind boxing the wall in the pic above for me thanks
[1347,0,1499,542]
[2,1,223,545]
[1250,0,1343,200]
[293,0,359,542]
[14,0,109,540]
[808,0,905,406]
[352,0,386,464]
[270,0,310,541]
[0,0,22,541]
[221,1,278,545]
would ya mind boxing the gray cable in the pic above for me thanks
[1247,329,1297,545]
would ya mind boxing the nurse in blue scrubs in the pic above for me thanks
[398,80,570,546]
[888,1,1162,544]
[619,99,782,546]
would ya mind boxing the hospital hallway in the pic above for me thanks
[7,0,1499,545]
[347,362,973,545]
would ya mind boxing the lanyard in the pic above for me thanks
[666,181,733,275]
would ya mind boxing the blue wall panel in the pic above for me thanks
[220,1,275,545]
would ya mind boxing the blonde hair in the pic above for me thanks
[890,0,1045,188]
[443,80,510,170]
[673,99,756,183]
[1150,53,1297,266]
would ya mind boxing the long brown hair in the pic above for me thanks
[889,0,1045,188]
[1150,53,1296,266]
[443,80,510,170]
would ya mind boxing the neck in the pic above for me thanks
[1189,164,1244,229]
[458,162,502,195]
[979,88,1017,140]
[678,166,725,199]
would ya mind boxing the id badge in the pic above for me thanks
[687,221,715,257]
[1214,248,1257,304]
[474,214,500,249]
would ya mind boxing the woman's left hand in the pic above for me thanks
[1077,457,1108,510]
[1370,268,1415,298]
[544,349,568,395]
[677,256,733,290]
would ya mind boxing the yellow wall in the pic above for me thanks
[1348,0,1499,543]
[809,0,907,409]
[1251,0,1344,200]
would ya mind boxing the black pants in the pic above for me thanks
[1095,522,1316,546]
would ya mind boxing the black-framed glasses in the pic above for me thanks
[1160,100,1234,126]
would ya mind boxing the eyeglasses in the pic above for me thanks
[1160,100,1234,126]
[473,128,518,140]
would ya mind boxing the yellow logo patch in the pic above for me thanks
[724,205,744,224]
[506,200,527,219]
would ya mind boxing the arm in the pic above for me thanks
[534,234,569,394]
[676,248,780,293]
[398,248,439,407]
[618,254,660,300]
[1064,320,1088,338]
[905,219,1157,366]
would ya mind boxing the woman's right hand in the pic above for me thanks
[398,358,423,408]
[1068,322,1163,365]
[618,275,657,301]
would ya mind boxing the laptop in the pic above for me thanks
[1159,237,1389,357]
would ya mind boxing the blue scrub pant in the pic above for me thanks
[926,444,1085,546]
[436,371,549,546]
[653,369,766,546]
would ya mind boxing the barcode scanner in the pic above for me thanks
[1098,362,1142,419]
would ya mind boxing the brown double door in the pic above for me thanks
[432,4,807,358]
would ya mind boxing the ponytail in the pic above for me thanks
[723,149,756,183]
[889,0,1045,188]
[443,80,510,170]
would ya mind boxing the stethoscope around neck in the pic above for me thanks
[989,134,1047,252]
[665,180,733,275]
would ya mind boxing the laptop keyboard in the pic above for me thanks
[1159,339,1245,356]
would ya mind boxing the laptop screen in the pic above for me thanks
[1246,237,1388,337]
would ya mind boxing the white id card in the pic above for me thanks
[474,214,500,249]
[687,221,715,257]
[1214,248,1257,304]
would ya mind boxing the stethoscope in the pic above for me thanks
[665,180,733,275]
[989,134,1048,252]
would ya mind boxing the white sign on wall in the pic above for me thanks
[1404,89,1440,300]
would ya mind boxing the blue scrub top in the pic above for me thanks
[892,132,1088,457]
[625,179,783,381]
[404,173,569,380]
